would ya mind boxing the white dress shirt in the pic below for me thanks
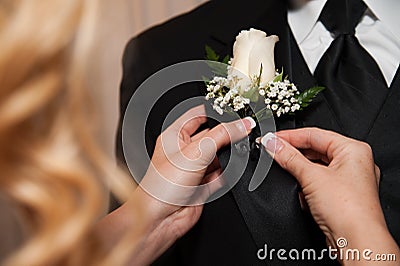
[288,0,400,86]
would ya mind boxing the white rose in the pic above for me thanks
[228,28,279,92]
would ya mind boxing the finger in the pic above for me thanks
[196,169,225,202]
[178,169,224,205]
[276,127,350,159]
[301,149,330,164]
[202,168,223,185]
[166,105,207,137]
[161,105,207,155]
[204,157,220,175]
[191,129,210,142]
[260,132,322,187]
[203,117,256,150]
[185,117,256,163]
[203,169,224,195]
[166,117,255,173]
[375,165,381,186]
[180,117,256,169]
[298,191,309,212]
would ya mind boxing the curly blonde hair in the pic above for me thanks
[0,0,137,265]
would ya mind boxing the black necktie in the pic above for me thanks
[314,0,388,140]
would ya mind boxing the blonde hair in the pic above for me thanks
[0,0,137,265]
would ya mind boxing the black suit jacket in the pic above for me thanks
[117,0,400,265]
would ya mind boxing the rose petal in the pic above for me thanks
[230,28,267,78]
[248,35,279,86]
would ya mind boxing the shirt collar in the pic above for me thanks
[288,0,400,44]
[364,0,400,42]
[288,0,326,44]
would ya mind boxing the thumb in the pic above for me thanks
[259,132,319,187]
[186,117,256,163]
[205,117,256,150]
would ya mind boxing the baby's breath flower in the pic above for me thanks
[259,76,302,117]
[206,63,308,117]
[205,92,215,100]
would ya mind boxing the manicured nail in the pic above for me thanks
[243,117,256,130]
[261,132,283,153]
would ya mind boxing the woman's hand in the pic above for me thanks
[128,105,255,264]
[139,106,254,220]
[259,128,399,265]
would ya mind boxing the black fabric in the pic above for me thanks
[368,68,400,246]
[314,0,388,140]
[116,0,400,265]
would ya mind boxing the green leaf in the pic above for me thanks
[206,61,228,76]
[205,45,230,76]
[256,64,263,87]
[222,55,230,64]
[296,86,325,109]
[202,76,210,85]
[225,109,237,117]
[205,45,220,61]
[273,70,283,82]
[242,88,259,102]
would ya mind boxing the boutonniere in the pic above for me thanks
[205,28,324,121]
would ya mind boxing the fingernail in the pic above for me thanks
[261,132,283,153]
[243,117,256,130]
[255,137,261,144]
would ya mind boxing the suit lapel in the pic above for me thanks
[367,67,400,140]
[368,67,400,144]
